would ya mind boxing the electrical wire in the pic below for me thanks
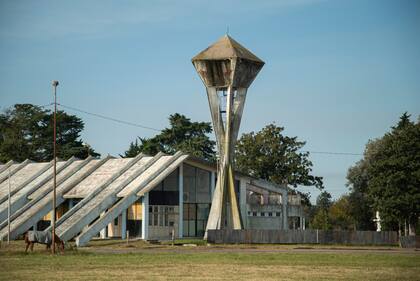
[38,103,363,156]
[57,103,160,132]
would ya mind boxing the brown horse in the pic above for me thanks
[24,231,65,253]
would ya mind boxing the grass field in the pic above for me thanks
[1,240,419,280]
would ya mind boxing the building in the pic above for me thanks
[0,153,304,246]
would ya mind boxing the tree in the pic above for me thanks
[235,123,323,189]
[346,160,376,230]
[347,112,420,234]
[0,104,99,162]
[366,113,420,233]
[123,113,216,161]
[311,191,333,230]
[329,196,356,230]
[316,191,332,210]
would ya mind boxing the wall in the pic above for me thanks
[246,206,283,230]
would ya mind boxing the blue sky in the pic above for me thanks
[1,0,419,202]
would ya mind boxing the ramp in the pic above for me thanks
[56,153,160,242]
[0,156,109,241]
[75,152,187,247]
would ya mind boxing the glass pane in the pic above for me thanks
[197,204,210,220]
[188,220,196,237]
[183,220,188,235]
[196,168,211,203]
[188,204,196,220]
[197,220,205,237]
[163,169,178,191]
[183,203,189,219]
[183,164,196,203]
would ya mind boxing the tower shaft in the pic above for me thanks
[205,86,247,232]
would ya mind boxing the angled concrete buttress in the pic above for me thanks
[0,156,111,241]
[0,157,76,224]
[55,153,162,241]
[0,159,32,185]
[0,157,76,226]
[0,159,54,205]
[75,151,187,247]
[48,154,146,233]
[0,160,16,176]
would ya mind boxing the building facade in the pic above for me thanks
[0,154,304,245]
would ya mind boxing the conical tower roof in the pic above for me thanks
[192,35,264,63]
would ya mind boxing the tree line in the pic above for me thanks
[1,104,418,234]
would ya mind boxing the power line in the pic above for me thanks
[303,151,362,156]
[38,103,363,156]
[57,103,161,132]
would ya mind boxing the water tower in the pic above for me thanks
[192,35,264,234]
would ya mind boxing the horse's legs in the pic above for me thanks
[25,242,29,253]
[30,242,34,252]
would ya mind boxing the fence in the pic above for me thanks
[207,229,399,245]
[400,236,420,248]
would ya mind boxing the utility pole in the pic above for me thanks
[52,80,59,254]
[7,167,11,245]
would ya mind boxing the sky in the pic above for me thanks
[1,0,419,202]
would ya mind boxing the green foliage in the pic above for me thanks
[311,209,331,230]
[123,113,216,161]
[347,112,420,231]
[329,196,356,230]
[316,191,332,210]
[0,104,99,162]
[235,123,323,189]
[346,161,375,230]
[310,192,355,231]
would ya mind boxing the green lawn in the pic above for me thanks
[1,241,419,280]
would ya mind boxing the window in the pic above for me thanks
[183,203,210,237]
[260,212,265,217]
[183,164,211,204]
[252,212,257,216]
[114,217,118,226]
[149,205,178,227]
[149,169,179,205]
[276,212,281,217]
[268,212,272,217]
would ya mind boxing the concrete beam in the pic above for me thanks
[0,160,15,175]
[56,153,162,242]
[0,159,32,185]
[0,157,89,231]
[121,209,127,239]
[141,193,149,240]
[0,156,109,241]
[51,154,145,234]
[76,152,185,246]
[0,157,77,225]
[0,159,53,205]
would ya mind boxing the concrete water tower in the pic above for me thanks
[192,35,264,234]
